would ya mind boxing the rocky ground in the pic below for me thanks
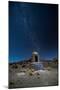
[9,65,58,88]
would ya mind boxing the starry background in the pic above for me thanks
[9,1,58,63]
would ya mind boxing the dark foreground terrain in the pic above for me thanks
[9,60,58,88]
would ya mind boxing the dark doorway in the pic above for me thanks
[35,55,38,62]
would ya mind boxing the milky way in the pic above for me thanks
[9,1,58,62]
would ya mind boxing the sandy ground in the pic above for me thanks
[9,67,58,88]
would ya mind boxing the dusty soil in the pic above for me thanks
[9,67,58,88]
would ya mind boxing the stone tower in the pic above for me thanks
[32,51,39,62]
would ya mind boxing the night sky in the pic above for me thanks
[9,1,58,63]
